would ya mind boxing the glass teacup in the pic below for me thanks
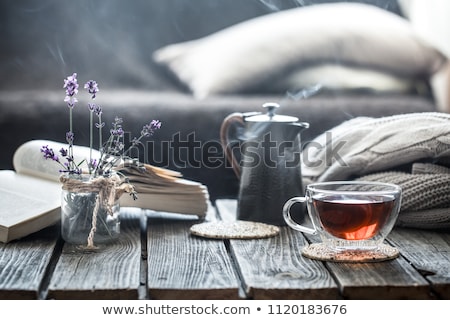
[283,181,402,262]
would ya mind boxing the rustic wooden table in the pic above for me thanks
[0,199,449,300]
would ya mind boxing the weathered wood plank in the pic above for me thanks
[147,206,240,299]
[230,229,340,299]
[216,199,340,299]
[325,257,430,299]
[0,224,59,299]
[215,199,447,299]
[47,209,141,299]
[293,226,433,298]
[295,228,432,299]
[387,228,450,299]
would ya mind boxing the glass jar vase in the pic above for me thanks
[60,173,121,248]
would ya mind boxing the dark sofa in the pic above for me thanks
[0,0,443,200]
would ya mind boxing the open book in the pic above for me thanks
[0,140,209,243]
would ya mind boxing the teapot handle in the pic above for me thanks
[220,112,245,178]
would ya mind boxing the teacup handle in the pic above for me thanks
[283,197,317,234]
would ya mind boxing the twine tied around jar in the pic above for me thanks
[60,174,135,249]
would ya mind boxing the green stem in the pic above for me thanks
[123,134,145,157]
[69,107,74,171]
[69,107,73,135]
[94,113,104,177]
[89,112,93,174]
[98,114,103,151]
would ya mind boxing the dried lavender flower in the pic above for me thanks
[141,120,162,137]
[84,80,99,99]
[94,104,102,116]
[66,131,74,144]
[44,73,161,180]
[63,73,79,108]
[41,145,58,161]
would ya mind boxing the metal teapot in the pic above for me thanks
[220,102,309,225]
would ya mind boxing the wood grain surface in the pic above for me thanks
[0,225,59,299]
[47,210,142,299]
[215,199,450,300]
[146,211,240,299]
[1,201,449,300]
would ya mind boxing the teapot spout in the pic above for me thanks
[291,121,310,132]
[285,121,309,140]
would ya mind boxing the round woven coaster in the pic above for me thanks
[301,243,399,262]
[190,221,280,239]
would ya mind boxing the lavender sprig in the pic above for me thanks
[94,104,104,154]
[85,80,100,174]
[40,145,82,175]
[62,73,80,174]
[126,120,162,157]
[64,73,79,109]
[95,116,124,176]
[84,80,99,99]
[43,73,161,184]
[88,103,95,174]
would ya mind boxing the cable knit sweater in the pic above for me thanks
[357,163,450,229]
[301,112,450,229]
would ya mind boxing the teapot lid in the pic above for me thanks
[245,102,299,123]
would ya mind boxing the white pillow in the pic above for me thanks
[153,2,447,98]
[272,64,419,93]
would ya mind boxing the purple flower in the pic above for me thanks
[110,117,124,136]
[89,158,98,170]
[59,148,68,157]
[41,145,58,161]
[94,104,102,116]
[84,80,99,99]
[66,131,74,144]
[141,120,162,137]
[63,73,79,108]
[110,127,124,136]
[64,95,78,108]
[48,73,162,179]
[151,120,162,129]
[64,73,78,96]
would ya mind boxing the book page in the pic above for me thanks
[119,191,208,216]
[0,188,58,227]
[0,170,61,228]
[13,140,99,182]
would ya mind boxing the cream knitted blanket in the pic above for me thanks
[301,112,450,229]
[357,163,450,229]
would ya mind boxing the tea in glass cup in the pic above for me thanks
[283,181,402,262]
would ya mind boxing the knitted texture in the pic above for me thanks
[357,163,450,229]
[301,112,450,183]
[301,113,450,229]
